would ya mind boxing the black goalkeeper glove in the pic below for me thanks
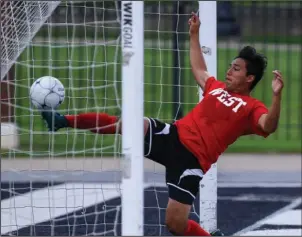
[41,111,69,132]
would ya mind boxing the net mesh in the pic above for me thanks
[1,1,201,236]
[3,1,301,236]
[0,1,60,80]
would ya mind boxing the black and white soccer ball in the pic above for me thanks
[30,76,65,110]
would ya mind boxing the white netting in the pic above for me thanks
[0,1,60,80]
[1,1,202,236]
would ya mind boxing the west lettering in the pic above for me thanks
[217,92,228,103]
[223,96,236,107]
[209,88,247,112]
[232,99,247,112]
[209,88,224,96]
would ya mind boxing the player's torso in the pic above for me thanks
[175,80,261,172]
[202,87,252,120]
[192,86,256,143]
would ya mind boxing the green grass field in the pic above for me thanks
[4,41,301,158]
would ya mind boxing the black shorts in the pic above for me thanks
[144,117,204,205]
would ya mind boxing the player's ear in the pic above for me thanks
[246,74,255,84]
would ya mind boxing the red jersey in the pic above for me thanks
[174,77,269,173]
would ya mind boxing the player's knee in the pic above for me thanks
[165,214,187,235]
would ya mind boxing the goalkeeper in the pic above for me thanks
[42,12,284,236]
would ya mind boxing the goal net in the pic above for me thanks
[0,1,61,80]
[1,1,216,236]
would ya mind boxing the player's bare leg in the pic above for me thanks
[165,199,191,235]
[165,199,211,236]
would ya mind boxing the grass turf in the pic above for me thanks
[3,42,301,157]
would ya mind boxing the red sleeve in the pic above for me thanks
[250,102,269,137]
[203,77,225,96]
[65,113,118,134]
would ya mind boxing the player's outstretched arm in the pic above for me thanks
[188,12,211,90]
[258,70,284,134]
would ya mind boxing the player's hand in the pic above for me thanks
[272,70,284,96]
[188,12,200,36]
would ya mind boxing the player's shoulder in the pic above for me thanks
[206,77,225,86]
[204,77,225,92]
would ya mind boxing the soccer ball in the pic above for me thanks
[30,76,65,110]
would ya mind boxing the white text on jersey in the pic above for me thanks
[209,88,247,112]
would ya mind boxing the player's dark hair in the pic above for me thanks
[236,46,267,91]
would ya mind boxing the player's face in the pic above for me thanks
[225,58,254,92]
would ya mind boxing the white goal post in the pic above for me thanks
[121,1,144,236]
[198,1,218,233]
